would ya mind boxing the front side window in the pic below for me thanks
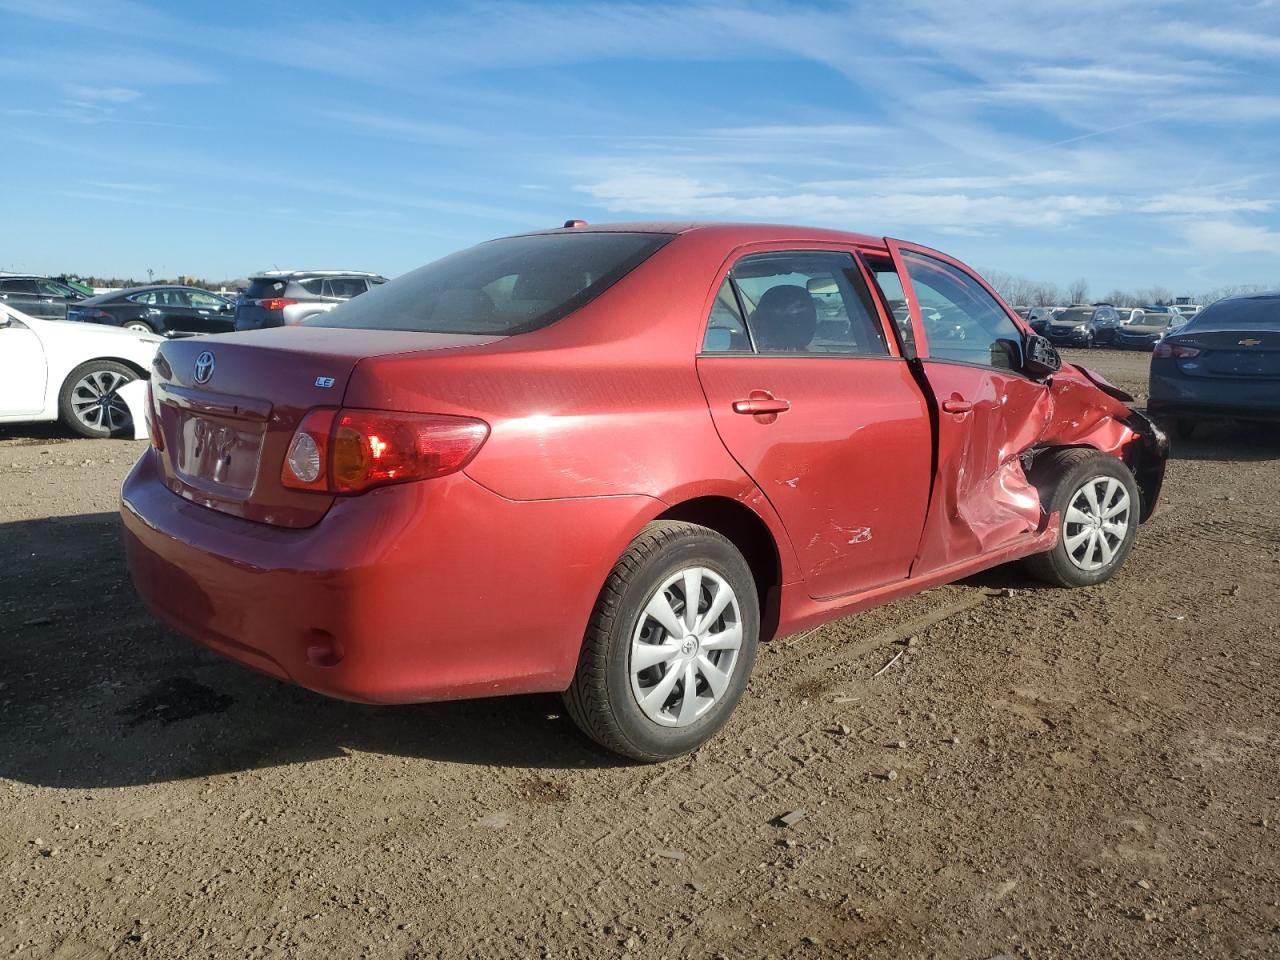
[900,251,1023,371]
[37,280,73,297]
[187,290,225,308]
[722,251,888,356]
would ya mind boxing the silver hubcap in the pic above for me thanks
[70,369,134,433]
[1064,476,1130,571]
[124,322,150,333]
[629,566,742,728]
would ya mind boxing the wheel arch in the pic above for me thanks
[60,356,150,391]
[651,495,785,641]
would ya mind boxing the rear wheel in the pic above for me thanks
[563,521,759,762]
[1173,418,1197,441]
[59,360,137,438]
[1024,449,1139,588]
[123,320,155,334]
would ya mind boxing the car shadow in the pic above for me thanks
[1163,419,1280,463]
[0,513,628,790]
[0,422,79,442]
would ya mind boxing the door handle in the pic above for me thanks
[942,398,973,414]
[733,395,791,416]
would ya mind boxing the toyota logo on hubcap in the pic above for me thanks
[193,351,215,384]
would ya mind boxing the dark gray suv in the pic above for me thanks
[0,274,87,320]
[234,270,387,331]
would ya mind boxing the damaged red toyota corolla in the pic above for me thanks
[121,222,1168,761]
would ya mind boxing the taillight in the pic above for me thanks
[1152,342,1200,359]
[281,408,488,495]
[260,298,298,312]
[146,381,164,451]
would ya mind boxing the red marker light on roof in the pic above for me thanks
[563,219,588,228]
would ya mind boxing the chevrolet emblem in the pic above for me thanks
[1238,338,1262,347]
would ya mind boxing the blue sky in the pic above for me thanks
[2,0,1278,296]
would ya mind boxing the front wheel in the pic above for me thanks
[59,360,138,438]
[1024,449,1140,588]
[563,521,760,762]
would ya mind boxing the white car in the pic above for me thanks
[0,303,161,438]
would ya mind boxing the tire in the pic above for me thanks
[563,521,760,762]
[123,320,155,334]
[1173,418,1197,441]
[1023,448,1140,588]
[59,360,138,439]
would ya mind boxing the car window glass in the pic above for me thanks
[246,278,287,300]
[2,279,38,295]
[866,258,913,350]
[37,280,70,297]
[324,277,368,299]
[298,278,324,296]
[702,278,751,352]
[900,251,1023,371]
[129,291,156,305]
[309,233,672,335]
[187,291,224,308]
[728,251,888,356]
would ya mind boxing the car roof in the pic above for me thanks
[250,270,384,279]
[510,221,889,249]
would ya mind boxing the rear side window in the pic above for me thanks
[1,279,38,295]
[307,232,671,335]
[246,278,287,300]
[708,251,888,356]
[323,277,368,299]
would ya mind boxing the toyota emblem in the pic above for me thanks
[194,351,215,384]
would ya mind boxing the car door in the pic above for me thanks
[0,279,45,318]
[151,288,206,335]
[884,240,1050,575]
[696,247,933,600]
[0,313,49,415]
[184,289,236,333]
[35,279,79,319]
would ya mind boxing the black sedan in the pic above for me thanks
[67,285,235,337]
[1148,292,1280,438]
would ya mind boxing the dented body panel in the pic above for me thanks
[122,222,1166,706]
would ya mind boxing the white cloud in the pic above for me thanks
[1140,194,1275,215]
[1177,219,1280,255]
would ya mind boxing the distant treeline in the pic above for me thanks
[981,270,1278,309]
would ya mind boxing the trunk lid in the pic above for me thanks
[151,328,501,527]
[1173,329,1280,380]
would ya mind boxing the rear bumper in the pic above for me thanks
[1148,368,1280,422]
[121,449,661,703]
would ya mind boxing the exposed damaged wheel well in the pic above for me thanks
[1026,428,1166,524]
[656,496,783,639]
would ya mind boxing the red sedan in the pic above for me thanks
[121,222,1167,760]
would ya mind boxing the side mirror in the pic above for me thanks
[1024,334,1061,380]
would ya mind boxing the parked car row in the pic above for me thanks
[1020,303,1189,351]
[1,269,385,337]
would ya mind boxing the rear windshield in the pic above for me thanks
[1184,295,1280,330]
[306,232,671,335]
[246,278,288,299]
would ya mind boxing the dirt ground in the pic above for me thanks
[2,348,1277,959]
